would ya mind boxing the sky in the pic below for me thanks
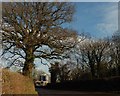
[63,2,118,38]
[37,2,118,73]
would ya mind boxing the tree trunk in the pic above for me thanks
[90,63,95,79]
[117,65,120,76]
[118,55,120,76]
[51,70,57,84]
[23,47,34,78]
[97,62,100,78]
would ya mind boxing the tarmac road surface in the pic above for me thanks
[36,87,120,96]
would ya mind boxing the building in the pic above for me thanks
[35,72,50,86]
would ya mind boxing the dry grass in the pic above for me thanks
[2,69,38,95]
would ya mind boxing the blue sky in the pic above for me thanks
[63,2,118,38]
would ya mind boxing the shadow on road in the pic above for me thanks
[36,87,120,96]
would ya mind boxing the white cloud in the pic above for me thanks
[96,3,118,37]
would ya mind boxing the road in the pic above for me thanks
[36,87,120,96]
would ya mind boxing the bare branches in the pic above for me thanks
[2,2,76,76]
[2,2,75,50]
[78,39,110,78]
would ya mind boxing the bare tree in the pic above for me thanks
[80,40,96,79]
[58,62,71,82]
[112,31,120,76]
[2,2,76,77]
[93,39,110,78]
[49,62,60,84]
[79,39,109,78]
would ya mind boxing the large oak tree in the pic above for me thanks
[1,2,77,77]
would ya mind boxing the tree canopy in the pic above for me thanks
[1,2,77,77]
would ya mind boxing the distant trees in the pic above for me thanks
[92,40,109,78]
[49,61,71,83]
[58,62,71,82]
[49,62,59,84]
[40,32,119,83]
[2,2,76,77]
[79,39,109,78]
[112,31,120,76]
[80,41,96,78]
[75,36,120,79]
